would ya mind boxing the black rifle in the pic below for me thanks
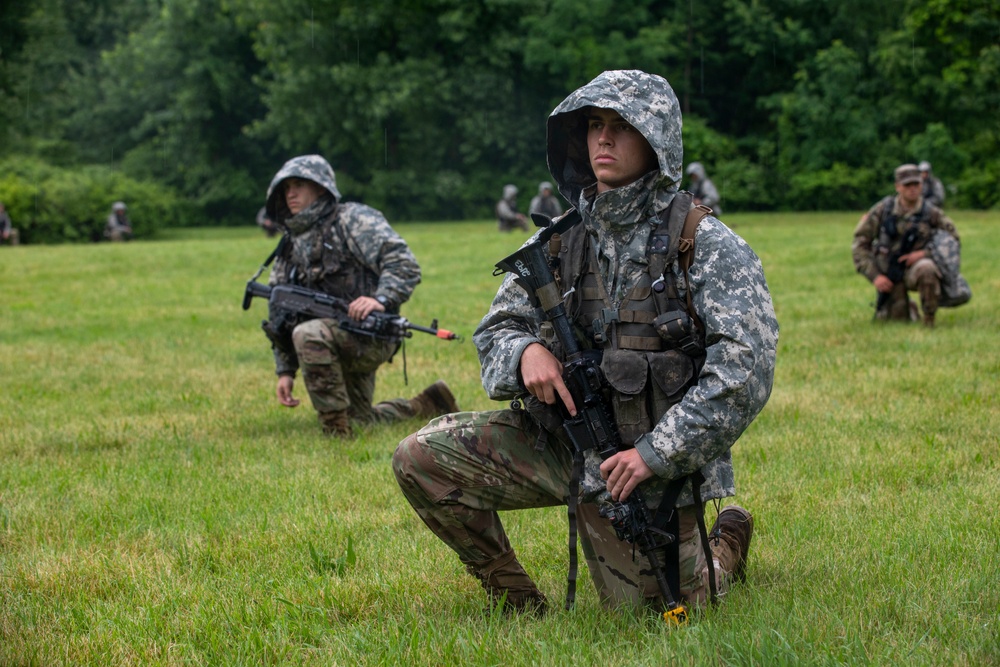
[242,281,460,343]
[494,215,688,625]
[876,225,919,314]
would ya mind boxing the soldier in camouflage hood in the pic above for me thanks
[528,181,564,220]
[394,71,778,615]
[685,162,722,215]
[260,155,459,437]
[104,201,133,242]
[495,184,530,232]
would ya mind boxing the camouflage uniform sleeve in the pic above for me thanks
[342,204,421,307]
[266,257,299,377]
[632,218,778,484]
[473,273,543,400]
[852,202,883,282]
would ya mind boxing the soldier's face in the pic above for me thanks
[895,180,921,207]
[284,178,325,214]
[586,108,658,194]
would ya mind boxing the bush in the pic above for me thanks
[0,157,189,243]
[682,116,779,212]
[786,163,882,210]
[953,158,1000,209]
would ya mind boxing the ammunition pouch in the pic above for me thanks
[601,349,698,446]
[653,310,703,355]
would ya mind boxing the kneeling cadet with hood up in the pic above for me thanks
[393,71,778,615]
[261,155,459,437]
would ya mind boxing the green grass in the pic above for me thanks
[1,212,998,666]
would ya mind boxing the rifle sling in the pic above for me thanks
[263,235,288,268]
[564,450,585,611]
[651,475,691,606]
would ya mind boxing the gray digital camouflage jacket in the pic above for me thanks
[473,70,779,506]
[264,155,421,376]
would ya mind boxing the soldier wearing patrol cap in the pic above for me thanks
[852,163,960,327]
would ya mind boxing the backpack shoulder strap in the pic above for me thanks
[678,203,711,332]
[648,192,692,282]
[649,192,710,326]
[679,203,712,274]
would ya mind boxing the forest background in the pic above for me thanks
[1,0,998,243]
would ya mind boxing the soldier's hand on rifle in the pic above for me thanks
[873,274,894,293]
[899,249,926,267]
[520,343,577,416]
[600,449,655,502]
[276,374,300,408]
[347,295,385,321]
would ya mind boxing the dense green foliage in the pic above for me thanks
[0,157,186,243]
[1,213,998,664]
[1,0,998,238]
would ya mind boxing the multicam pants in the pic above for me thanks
[292,318,415,423]
[393,409,736,609]
[878,257,941,321]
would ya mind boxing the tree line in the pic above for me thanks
[1,0,997,242]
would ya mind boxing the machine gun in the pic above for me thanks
[493,212,688,625]
[242,281,460,344]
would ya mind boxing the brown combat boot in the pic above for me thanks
[709,505,754,584]
[409,380,460,418]
[466,550,548,615]
[317,410,353,438]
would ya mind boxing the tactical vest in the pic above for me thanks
[545,192,710,446]
[874,196,934,276]
[280,205,382,308]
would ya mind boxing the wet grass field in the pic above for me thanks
[1,211,997,665]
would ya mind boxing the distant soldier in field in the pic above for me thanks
[0,202,19,246]
[394,70,777,616]
[528,181,563,221]
[104,202,133,242]
[259,154,459,437]
[852,163,960,327]
[255,206,279,237]
[685,162,722,215]
[495,184,529,232]
[918,161,945,209]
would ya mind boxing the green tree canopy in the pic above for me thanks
[1,0,998,239]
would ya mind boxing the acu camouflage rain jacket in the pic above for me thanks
[474,70,779,507]
[263,155,421,377]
